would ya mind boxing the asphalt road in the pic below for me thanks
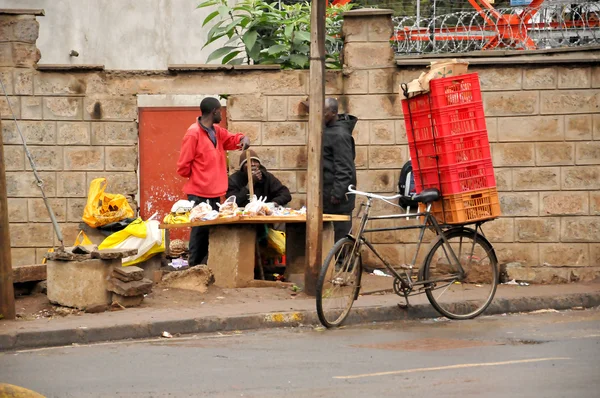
[1,309,599,398]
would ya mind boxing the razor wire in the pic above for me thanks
[392,1,600,54]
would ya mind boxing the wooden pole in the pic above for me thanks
[305,0,326,296]
[245,149,254,199]
[0,117,16,320]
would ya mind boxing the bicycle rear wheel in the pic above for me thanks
[422,228,498,320]
[316,238,362,328]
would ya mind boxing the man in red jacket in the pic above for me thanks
[177,97,251,266]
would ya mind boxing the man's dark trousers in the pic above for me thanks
[187,195,220,266]
[333,214,352,244]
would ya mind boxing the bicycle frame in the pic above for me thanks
[347,196,484,292]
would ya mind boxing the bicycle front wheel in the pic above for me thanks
[423,228,498,320]
[316,238,362,328]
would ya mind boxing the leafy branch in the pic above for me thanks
[198,0,353,69]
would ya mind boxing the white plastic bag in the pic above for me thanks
[190,201,218,222]
[243,196,273,216]
[217,196,238,217]
[171,200,195,214]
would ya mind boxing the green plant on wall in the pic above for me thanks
[198,0,353,69]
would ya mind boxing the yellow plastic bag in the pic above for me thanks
[163,213,191,224]
[82,178,134,228]
[74,231,93,246]
[266,228,285,256]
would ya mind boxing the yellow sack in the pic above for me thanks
[82,178,134,228]
[266,228,285,256]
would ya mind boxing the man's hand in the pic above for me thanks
[252,166,263,183]
[239,136,251,150]
[330,196,341,205]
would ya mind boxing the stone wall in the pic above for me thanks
[1,9,599,283]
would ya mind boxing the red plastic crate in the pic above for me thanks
[420,187,501,225]
[402,93,431,115]
[414,159,496,195]
[409,130,492,170]
[401,73,482,115]
[404,103,487,144]
[429,73,482,110]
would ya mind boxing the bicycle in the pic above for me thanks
[316,185,499,328]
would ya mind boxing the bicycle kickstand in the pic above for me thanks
[393,268,412,310]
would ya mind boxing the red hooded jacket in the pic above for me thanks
[177,119,244,198]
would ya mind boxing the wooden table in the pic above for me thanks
[160,214,350,288]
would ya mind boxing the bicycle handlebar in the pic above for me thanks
[347,185,402,201]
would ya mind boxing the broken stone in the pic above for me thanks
[90,248,138,260]
[72,245,91,255]
[45,250,89,262]
[85,304,108,313]
[111,293,144,308]
[161,265,215,293]
[112,266,144,282]
[107,278,153,296]
[13,263,47,283]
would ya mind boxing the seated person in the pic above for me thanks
[227,150,292,208]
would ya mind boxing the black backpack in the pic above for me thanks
[398,160,419,209]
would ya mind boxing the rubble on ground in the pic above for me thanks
[160,266,215,293]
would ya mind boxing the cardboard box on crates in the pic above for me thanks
[400,59,470,99]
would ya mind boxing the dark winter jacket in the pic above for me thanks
[226,166,292,207]
[323,114,358,215]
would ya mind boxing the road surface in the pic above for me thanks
[1,309,599,397]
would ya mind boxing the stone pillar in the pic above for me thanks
[0,11,42,68]
[340,9,399,120]
[341,9,395,69]
[208,225,256,288]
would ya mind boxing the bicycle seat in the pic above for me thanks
[411,188,441,204]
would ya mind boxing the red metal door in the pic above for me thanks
[138,107,227,239]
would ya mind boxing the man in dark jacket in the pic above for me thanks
[226,150,292,207]
[322,98,358,242]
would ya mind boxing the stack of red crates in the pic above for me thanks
[401,73,501,224]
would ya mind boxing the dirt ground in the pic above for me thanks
[12,272,393,321]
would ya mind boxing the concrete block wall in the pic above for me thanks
[1,11,139,266]
[1,9,599,283]
[474,65,600,283]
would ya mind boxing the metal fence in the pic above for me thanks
[392,1,600,54]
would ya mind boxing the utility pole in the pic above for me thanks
[0,116,16,320]
[305,0,326,296]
